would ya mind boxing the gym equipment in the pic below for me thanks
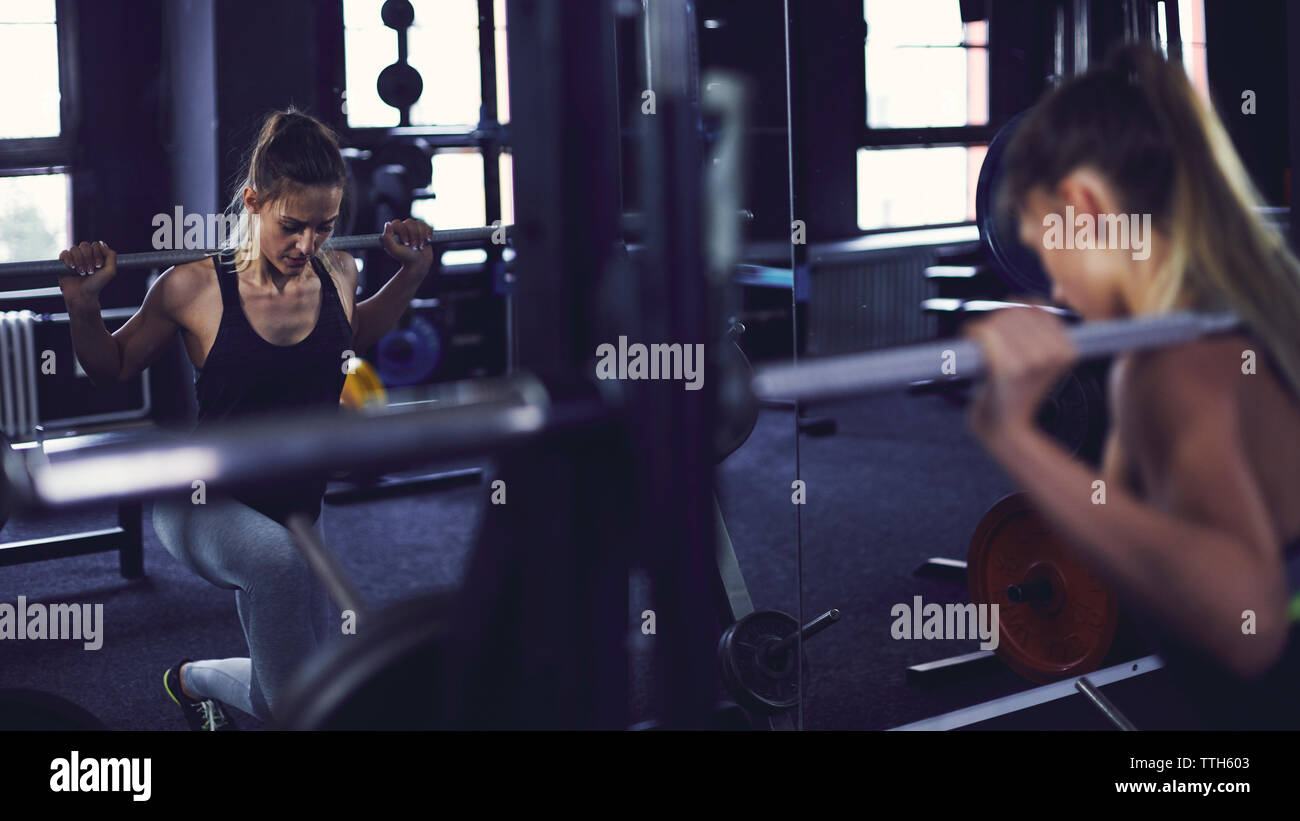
[908,363,1107,460]
[967,493,1119,683]
[278,509,451,730]
[339,358,388,411]
[1035,368,1106,459]
[752,310,1240,404]
[0,375,559,509]
[892,654,1163,730]
[0,427,146,578]
[717,608,839,713]
[376,0,422,125]
[376,62,424,111]
[375,314,442,387]
[380,0,414,28]
[0,224,512,279]
[1074,676,1137,730]
[714,323,759,462]
[976,112,1052,295]
[279,593,451,730]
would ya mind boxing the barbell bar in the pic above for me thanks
[0,209,763,280]
[751,310,1242,404]
[0,374,592,510]
[0,225,513,279]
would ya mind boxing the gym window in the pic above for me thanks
[0,172,70,264]
[858,0,989,232]
[1159,0,1209,102]
[411,149,485,230]
[341,0,510,261]
[0,0,72,266]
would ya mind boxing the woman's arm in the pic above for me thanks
[348,219,435,352]
[59,241,184,386]
[967,309,1289,678]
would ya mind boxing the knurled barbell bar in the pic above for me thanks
[0,208,757,280]
[752,310,1241,404]
[0,225,512,280]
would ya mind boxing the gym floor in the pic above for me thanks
[0,391,1206,730]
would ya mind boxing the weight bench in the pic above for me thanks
[1,424,153,579]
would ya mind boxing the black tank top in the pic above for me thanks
[1153,539,1300,729]
[192,249,353,525]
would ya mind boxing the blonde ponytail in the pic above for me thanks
[1004,44,1300,396]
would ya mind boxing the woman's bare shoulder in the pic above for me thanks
[154,257,218,312]
[1109,335,1245,455]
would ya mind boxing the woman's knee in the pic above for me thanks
[249,529,317,590]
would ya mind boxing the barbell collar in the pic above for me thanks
[765,608,840,660]
[1006,577,1053,604]
[752,311,1241,403]
[0,225,512,279]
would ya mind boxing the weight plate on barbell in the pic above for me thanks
[380,0,415,30]
[376,314,442,387]
[717,610,801,714]
[976,112,1052,296]
[1037,368,1105,459]
[967,493,1118,684]
[377,62,424,111]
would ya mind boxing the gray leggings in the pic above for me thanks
[152,495,334,722]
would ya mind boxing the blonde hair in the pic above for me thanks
[220,107,348,280]
[1003,44,1300,396]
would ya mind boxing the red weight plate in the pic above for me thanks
[967,493,1118,684]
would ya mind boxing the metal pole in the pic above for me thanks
[1075,676,1138,730]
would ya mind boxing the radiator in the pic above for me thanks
[0,308,152,440]
[806,248,938,356]
[0,310,40,439]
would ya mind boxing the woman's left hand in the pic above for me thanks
[380,218,435,269]
[964,307,1078,443]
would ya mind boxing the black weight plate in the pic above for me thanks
[717,610,800,714]
[1036,369,1104,457]
[376,314,442,387]
[715,339,759,463]
[380,0,415,29]
[976,112,1051,296]
[377,62,424,110]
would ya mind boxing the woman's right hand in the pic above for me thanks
[57,240,117,305]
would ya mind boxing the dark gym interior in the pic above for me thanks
[0,0,1298,752]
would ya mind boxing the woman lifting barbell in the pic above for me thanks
[56,108,436,730]
[964,44,1300,728]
